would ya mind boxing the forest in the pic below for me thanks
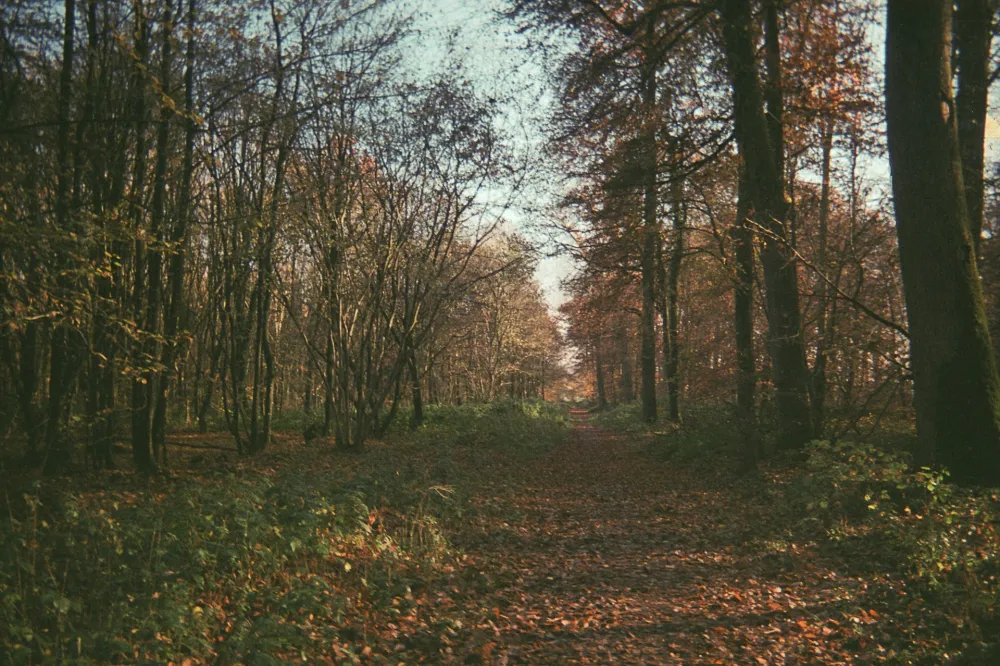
[3,0,1000,664]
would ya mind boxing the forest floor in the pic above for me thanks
[381,410,969,665]
[3,407,989,665]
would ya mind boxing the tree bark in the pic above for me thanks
[721,0,813,449]
[44,0,78,475]
[154,0,197,464]
[954,0,992,256]
[145,0,174,466]
[763,0,785,181]
[595,343,607,408]
[811,122,834,436]
[639,47,658,423]
[129,0,155,473]
[665,178,684,422]
[324,330,335,435]
[885,0,1000,485]
[733,164,756,417]
[409,345,424,429]
[619,323,634,403]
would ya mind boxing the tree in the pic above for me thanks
[719,0,814,449]
[954,0,994,256]
[885,0,1000,485]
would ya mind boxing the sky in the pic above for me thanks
[409,0,575,314]
[408,1,1000,316]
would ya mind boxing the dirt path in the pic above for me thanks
[432,410,900,665]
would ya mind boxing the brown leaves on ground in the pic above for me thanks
[360,411,975,665]
[6,414,982,665]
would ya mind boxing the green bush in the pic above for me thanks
[589,402,650,436]
[789,440,1000,629]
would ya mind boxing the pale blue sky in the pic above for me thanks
[410,0,574,314]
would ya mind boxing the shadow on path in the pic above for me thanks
[406,410,911,665]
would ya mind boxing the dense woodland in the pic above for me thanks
[0,0,564,471]
[5,0,1000,664]
[541,0,1000,485]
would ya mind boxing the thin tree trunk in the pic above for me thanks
[885,0,1000,485]
[154,0,197,464]
[658,238,670,385]
[619,324,634,403]
[639,37,658,423]
[733,164,755,417]
[665,178,685,422]
[19,321,42,461]
[324,330,334,435]
[304,365,313,413]
[44,0,78,475]
[145,0,174,466]
[409,345,424,429]
[595,343,607,408]
[811,122,834,435]
[129,0,155,473]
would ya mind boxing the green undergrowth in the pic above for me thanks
[387,400,570,452]
[734,439,1000,662]
[592,401,752,464]
[782,442,1000,645]
[1,470,450,665]
[0,400,568,665]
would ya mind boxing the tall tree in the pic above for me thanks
[954,0,994,256]
[885,0,1000,485]
[733,164,755,418]
[719,0,814,449]
[44,0,79,474]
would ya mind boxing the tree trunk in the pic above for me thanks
[721,0,813,449]
[665,178,684,422]
[763,0,785,181]
[733,164,756,417]
[639,46,658,423]
[154,0,196,464]
[44,0,78,475]
[129,0,155,473]
[595,343,607,408]
[19,321,42,461]
[146,0,174,466]
[885,0,1000,485]
[619,324,634,403]
[324,330,335,435]
[954,0,992,256]
[304,366,313,413]
[811,122,834,436]
[658,237,670,386]
[409,345,424,429]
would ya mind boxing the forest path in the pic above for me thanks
[434,410,876,665]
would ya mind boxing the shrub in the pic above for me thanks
[389,400,570,452]
[789,440,1000,631]
[592,402,754,464]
